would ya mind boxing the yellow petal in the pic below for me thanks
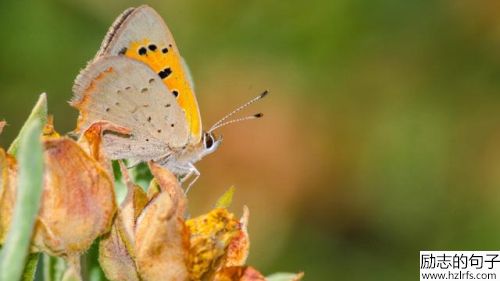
[31,138,116,256]
[186,208,240,280]
[135,164,189,281]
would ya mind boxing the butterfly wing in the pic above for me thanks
[71,56,189,162]
[96,5,202,144]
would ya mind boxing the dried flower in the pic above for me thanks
[99,161,188,281]
[0,99,303,281]
[0,121,117,271]
[98,160,300,281]
[31,136,116,257]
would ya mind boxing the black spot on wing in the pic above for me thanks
[172,90,179,97]
[158,68,172,79]
[138,47,147,55]
[148,44,157,51]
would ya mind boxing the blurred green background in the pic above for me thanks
[2,0,500,280]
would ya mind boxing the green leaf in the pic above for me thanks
[266,272,304,281]
[82,239,106,281]
[43,254,66,281]
[130,162,152,191]
[215,186,236,208]
[21,253,40,281]
[0,119,44,281]
[8,93,48,156]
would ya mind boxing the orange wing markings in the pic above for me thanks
[72,67,115,132]
[124,39,201,142]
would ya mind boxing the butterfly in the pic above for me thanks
[71,5,266,190]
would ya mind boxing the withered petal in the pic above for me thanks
[146,178,161,201]
[134,166,188,281]
[239,267,266,281]
[116,160,148,255]
[61,255,83,281]
[0,148,17,245]
[78,120,131,174]
[148,162,186,216]
[99,223,140,281]
[212,266,266,281]
[42,115,60,138]
[31,138,116,256]
[223,206,250,267]
[135,189,189,281]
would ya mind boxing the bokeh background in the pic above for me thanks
[2,0,500,280]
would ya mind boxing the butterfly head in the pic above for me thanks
[187,91,268,161]
[200,131,222,157]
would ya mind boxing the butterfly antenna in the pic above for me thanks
[208,90,268,132]
[208,113,263,132]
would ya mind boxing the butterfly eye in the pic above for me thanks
[205,133,214,149]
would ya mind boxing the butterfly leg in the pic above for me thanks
[181,164,200,194]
